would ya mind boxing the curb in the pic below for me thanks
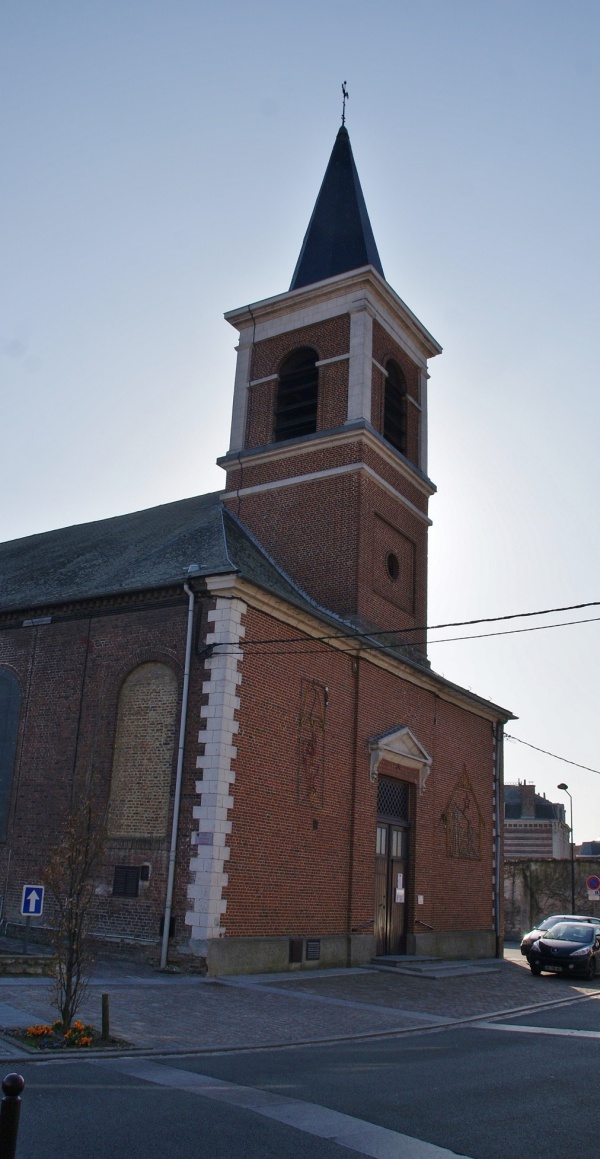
[0,988,595,1066]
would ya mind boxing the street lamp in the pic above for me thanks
[557,783,575,914]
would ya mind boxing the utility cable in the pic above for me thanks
[209,599,600,652]
[207,612,600,658]
[505,734,600,777]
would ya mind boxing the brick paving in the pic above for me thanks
[0,950,596,1059]
[267,953,594,1021]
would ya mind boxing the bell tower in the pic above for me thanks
[218,125,441,658]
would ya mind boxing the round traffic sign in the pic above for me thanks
[586,875,600,891]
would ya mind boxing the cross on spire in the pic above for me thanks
[341,81,349,126]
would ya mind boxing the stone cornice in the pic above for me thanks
[0,584,206,628]
[222,462,432,526]
[224,267,442,363]
[204,575,514,724]
[217,422,436,499]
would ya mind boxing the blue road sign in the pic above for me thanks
[20,885,44,917]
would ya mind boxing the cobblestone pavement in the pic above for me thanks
[0,948,597,1058]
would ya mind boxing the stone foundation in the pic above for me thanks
[195,933,376,976]
[409,929,497,960]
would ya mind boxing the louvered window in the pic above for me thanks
[383,360,407,455]
[274,348,319,441]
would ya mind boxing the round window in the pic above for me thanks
[386,552,400,582]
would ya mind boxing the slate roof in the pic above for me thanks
[290,125,384,290]
[504,784,563,821]
[0,493,314,616]
[0,492,513,721]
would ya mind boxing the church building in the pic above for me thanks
[0,124,512,973]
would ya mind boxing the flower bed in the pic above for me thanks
[3,1019,128,1050]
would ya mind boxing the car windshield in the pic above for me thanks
[538,916,568,931]
[545,923,594,943]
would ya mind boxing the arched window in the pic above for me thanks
[383,360,407,455]
[274,348,319,442]
[108,663,178,839]
[0,670,20,842]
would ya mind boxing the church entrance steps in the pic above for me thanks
[365,955,502,978]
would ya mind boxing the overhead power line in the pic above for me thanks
[217,599,600,652]
[427,614,600,645]
[209,610,600,657]
[505,734,600,776]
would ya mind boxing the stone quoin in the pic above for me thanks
[0,122,513,973]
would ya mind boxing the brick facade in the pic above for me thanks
[0,135,511,973]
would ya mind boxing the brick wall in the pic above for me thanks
[0,596,211,953]
[224,603,498,942]
[0,585,500,960]
[244,315,351,450]
[371,319,421,467]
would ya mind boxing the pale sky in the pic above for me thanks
[2,1,599,838]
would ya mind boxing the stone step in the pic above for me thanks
[365,955,502,979]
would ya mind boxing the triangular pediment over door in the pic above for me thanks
[368,725,432,793]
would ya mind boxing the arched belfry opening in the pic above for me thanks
[274,347,319,442]
[383,359,407,456]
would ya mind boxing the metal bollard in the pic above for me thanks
[0,1074,25,1159]
[101,993,110,1042]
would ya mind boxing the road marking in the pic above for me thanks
[472,1022,600,1039]
[98,1057,473,1158]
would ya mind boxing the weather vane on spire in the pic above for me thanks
[341,81,349,126]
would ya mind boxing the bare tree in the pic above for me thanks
[43,797,106,1030]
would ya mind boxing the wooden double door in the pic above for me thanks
[374,820,409,956]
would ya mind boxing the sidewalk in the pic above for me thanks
[0,945,596,1060]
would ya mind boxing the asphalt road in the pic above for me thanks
[11,989,600,1159]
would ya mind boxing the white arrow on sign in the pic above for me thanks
[20,885,44,917]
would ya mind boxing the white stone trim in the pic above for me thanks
[249,374,278,386]
[228,340,253,454]
[374,358,421,414]
[219,424,435,498]
[222,461,432,525]
[224,267,441,363]
[186,596,246,950]
[315,353,349,367]
[206,575,511,725]
[347,306,373,424]
[419,369,428,476]
[369,725,432,793]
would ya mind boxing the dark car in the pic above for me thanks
[520,914,600,955]
[527,922,600,979]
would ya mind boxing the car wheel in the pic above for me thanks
[585,957,597,981]
[530,963,542,976]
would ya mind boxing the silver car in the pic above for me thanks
[520,914,600,955]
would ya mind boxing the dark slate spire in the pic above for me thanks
[290,125,384,291]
